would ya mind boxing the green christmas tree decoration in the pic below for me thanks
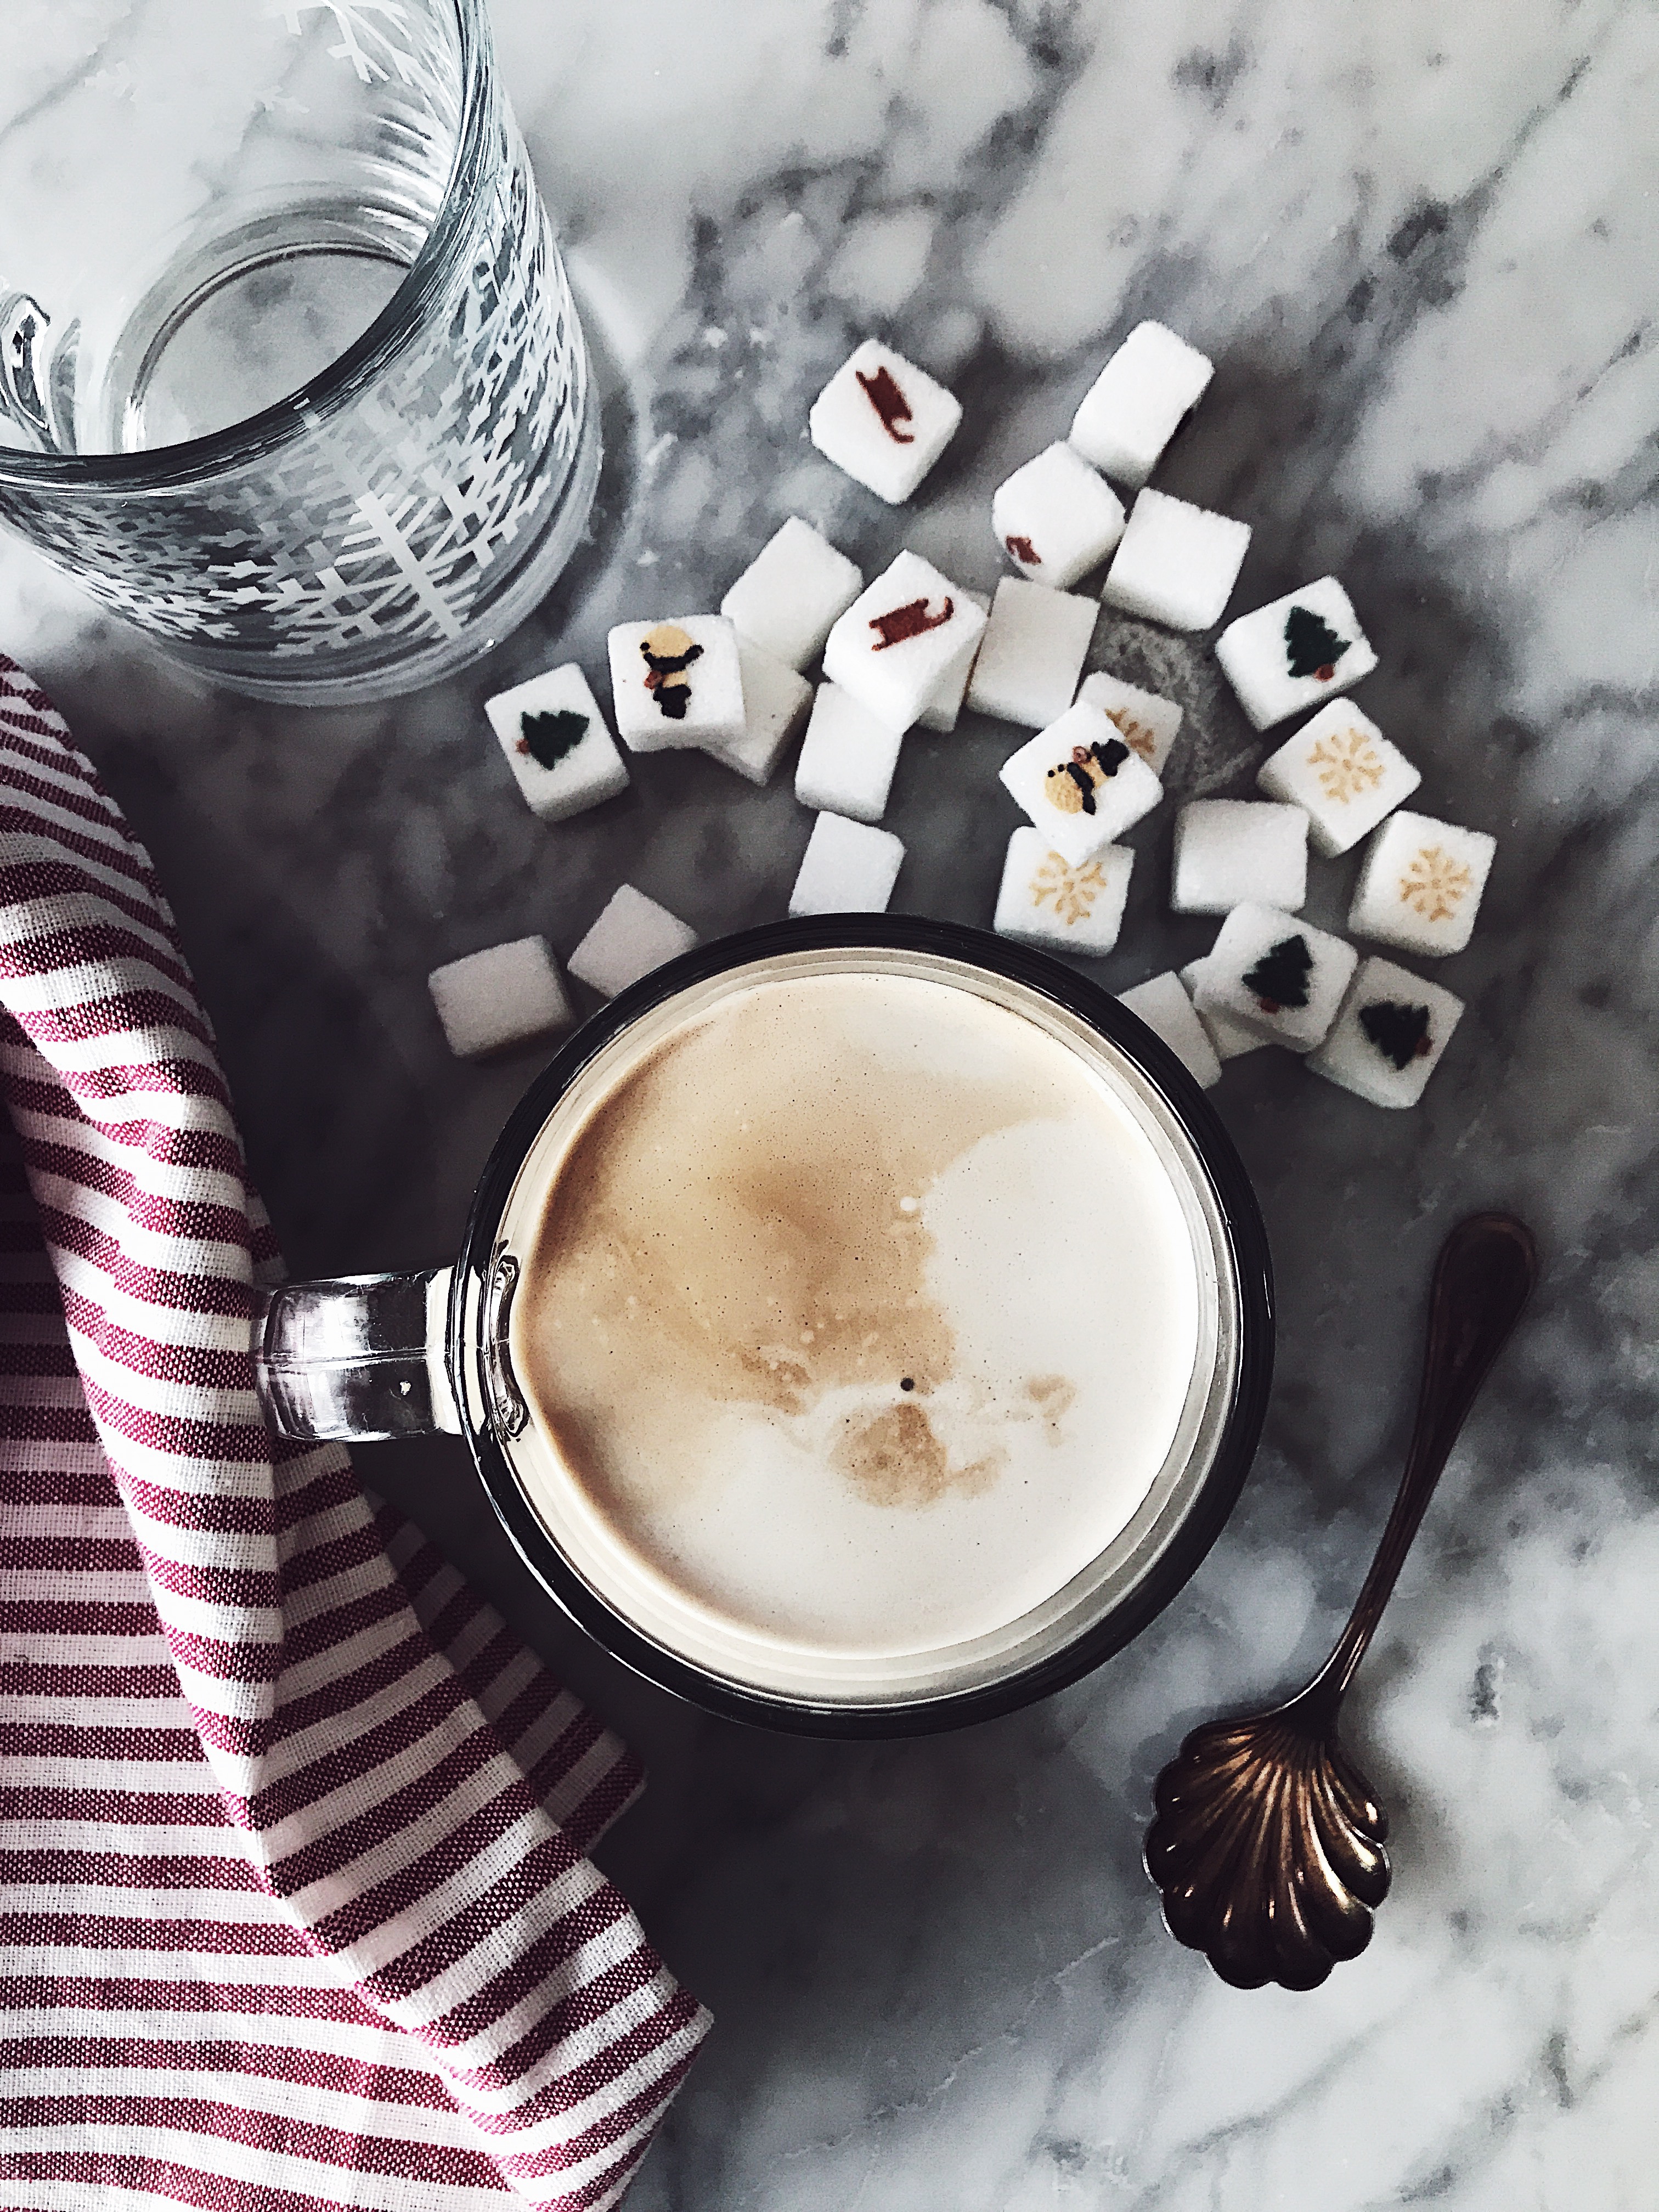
[1243,934,1313,1012]
[1360,1000,1431,1070]
[518,707,589,769]
[1284,603,1347,681]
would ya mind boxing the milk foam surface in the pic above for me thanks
[512,972,1201,1656]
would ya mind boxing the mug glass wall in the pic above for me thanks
[0,0,597,703]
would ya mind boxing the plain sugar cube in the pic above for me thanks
[1117,972,1222,1091]
[607,616,745,752]
[1069,321,1214,489]
[966,578,1098,728]
[991,442,1126,590]
[1180,958,1267,1060]
[788,811,905,917]
[484,664,629,824]
[1077,670,1183,775]
[1194,904,1358,1053]
[1256,701,1421,857]
[1347,810,1496,957]
[1215,577,1378,731]
[1308,956,1465,1109]
[720,517,862,671]
[701,637,812,785]
[823,551,986,732]
[794,682,905,823]
[568,885,698,998]
[808,339,962,504]
[993,827,1133,956]
[1100,488,1251,631]
[914,589,991,734]
[428,937,573,1060]
[1172,799,1308,916]
[999,699,1163,866]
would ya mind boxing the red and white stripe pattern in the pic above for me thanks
[0,656,708,2210]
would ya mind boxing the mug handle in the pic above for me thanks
[252,1268,463,1442]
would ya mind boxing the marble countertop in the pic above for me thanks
[4,1,1657,2203]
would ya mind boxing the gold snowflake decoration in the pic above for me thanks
[1031,851,1106,926]
[1400,844,1472,924]
[1103,707,1158,764]
[1307,726,1384,804]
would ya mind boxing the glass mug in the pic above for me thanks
[0,0,596,705]
[253,921,1276,1735]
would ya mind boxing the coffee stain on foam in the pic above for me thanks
[516,977,1080,1528]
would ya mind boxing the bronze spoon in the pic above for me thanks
[1144,1211,1538,1991]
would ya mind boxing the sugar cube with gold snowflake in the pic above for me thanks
[1256,701,1421,856]
[1076,669,1184,776]
[1348,810,1497,957]
[992,827,1135,956]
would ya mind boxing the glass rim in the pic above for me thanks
[0,0,489,495]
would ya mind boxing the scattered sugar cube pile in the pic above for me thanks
[428,319,1495,1114]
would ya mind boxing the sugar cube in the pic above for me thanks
[998,699,1163,866]
[719,516,863,672]
[1069,321,1214,489]
[1171,799,1308,916]
[1194,904,1358,1053]
[788,811,906,918]
[483,665,629,824]
[966,578,1098,728]
[822,551,987,733]
[1116,972,1222,1091]
[993,827,1133,956]
[568,885,698,999]
[701,637,812,785]
[913,588,991,734]
[1215,577,1378,731]
[1099,488,1251,632]
[1180,958,1267,1060]
[1256,702,1421,857]
[991,442,1126,590]
[607,616,745,752]
[428,937,573,1060]
[1076,670,1184,775]
[1347,810,1496,957]
[808,339,962,504]
[1307,956,1465,1109]
[794,682,905,823]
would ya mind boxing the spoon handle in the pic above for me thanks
[1313,1213,1538,1709]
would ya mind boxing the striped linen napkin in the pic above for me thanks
[0,654,709,2211]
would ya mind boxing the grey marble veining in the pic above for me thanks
[3,1,1657,2204]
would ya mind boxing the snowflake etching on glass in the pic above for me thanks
[1308,726,1385,805]
[1400,845,1474,924]
[1030,851,1108,927]
[270,1,419,86]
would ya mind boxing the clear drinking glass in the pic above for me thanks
[0,1,598,704]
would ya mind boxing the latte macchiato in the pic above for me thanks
[502,958,1218,1686]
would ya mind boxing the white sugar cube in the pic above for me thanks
[1180,959,1268,1060]
[1069,322,1214,489]
[483,665,629,825]
[701,637,812,785]
[794,683,905,823]
[913,588,991,734]
[808,339,962,504]
[1256,702,1421,857]
[1308,956,1465,1109]
[1215,577,1379,731]
[568,885,698,998]
[998,699,1163,866]
[1194,904,1358,1053]
[966,578,1098,728]
[1171,800,1308,916]
[991,442,1126,590]
[1076,670,1184,775]
[720,517,863,672]
[822,551,986,732]
[1116,972,1222,1091]
[993,827,1133,956]
[1347,810,1496,957]
[607,616,745,752]
[788,811,906,917]
[1100,488,1251,632]
[428,937,573,1060]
